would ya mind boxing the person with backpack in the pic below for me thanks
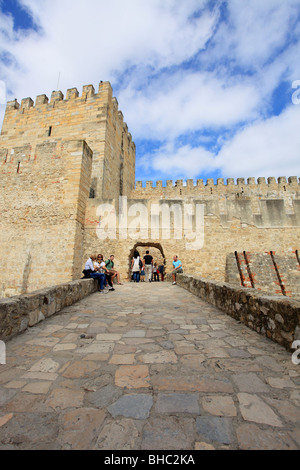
[131,250,142,282]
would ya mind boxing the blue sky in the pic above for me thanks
[0,0,300,185]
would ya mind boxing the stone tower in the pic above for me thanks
[0,81,135,200]
[0,81,135,297]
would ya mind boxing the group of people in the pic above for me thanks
[82,252,183,291]
[131,250,183,285]
[82,254,122,293]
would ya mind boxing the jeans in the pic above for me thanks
[90,272,106,290]
[133,271,140,282]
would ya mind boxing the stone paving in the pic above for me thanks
[0,282,299,450]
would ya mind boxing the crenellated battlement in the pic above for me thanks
[0,81,136,201]
[6,81,111,110]
[2,81,134,146]
[132,176,299,195]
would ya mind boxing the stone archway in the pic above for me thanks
[128,242,166,279]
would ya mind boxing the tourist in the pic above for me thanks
[83,254,108,293]
[143,250,153,282]
[158,264,165,282]
[97,254,115,291]
[152,263,160,282]
[172,255,183,285]
[105,255,123,285]
[131,250,141,283]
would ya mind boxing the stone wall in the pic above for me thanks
[83,189,300,284]
[226,251,300,300]
[0,278,98,342]
[176,273,300,352]
[0,139,93,297]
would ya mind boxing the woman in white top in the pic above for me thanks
[96,254,114,290]
[84,254,107,292]
[131,250,141,283]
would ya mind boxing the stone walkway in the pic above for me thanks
[0,282,299,450]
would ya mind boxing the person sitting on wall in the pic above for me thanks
[82,254,108,293]
[96,254,115,291]
[105,255,123,285]
[172,255,183,285]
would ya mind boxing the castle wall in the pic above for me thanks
[226,251,300,299]
[0,139,92,297]
[0,80,299,299]
[82,176,300,286]
[0,82,135,200]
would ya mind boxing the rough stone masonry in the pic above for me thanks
[0,81,299,299]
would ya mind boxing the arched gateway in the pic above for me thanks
[128,242,166,280]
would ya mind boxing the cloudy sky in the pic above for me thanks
[0,0,300,184]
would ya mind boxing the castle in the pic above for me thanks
[0,81,299,299]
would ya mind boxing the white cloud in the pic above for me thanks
[0,0,299,181]
[118,71,261,140]
[0,0,218,101]
[208,0,300,69]
[151,142,216,180]
[149,104,300,181]
[216,104,300,178]
[0,80,6,104]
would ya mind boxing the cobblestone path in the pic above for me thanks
[0,282,299,450]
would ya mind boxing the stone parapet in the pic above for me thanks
[226,251,300,299]
[176,273,300,352]
[0,278,98,342]
[132,176,300,198]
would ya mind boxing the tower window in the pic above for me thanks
[48,126,52,136]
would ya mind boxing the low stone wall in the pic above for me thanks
[177,274,300,351]
[0,278,98,342]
